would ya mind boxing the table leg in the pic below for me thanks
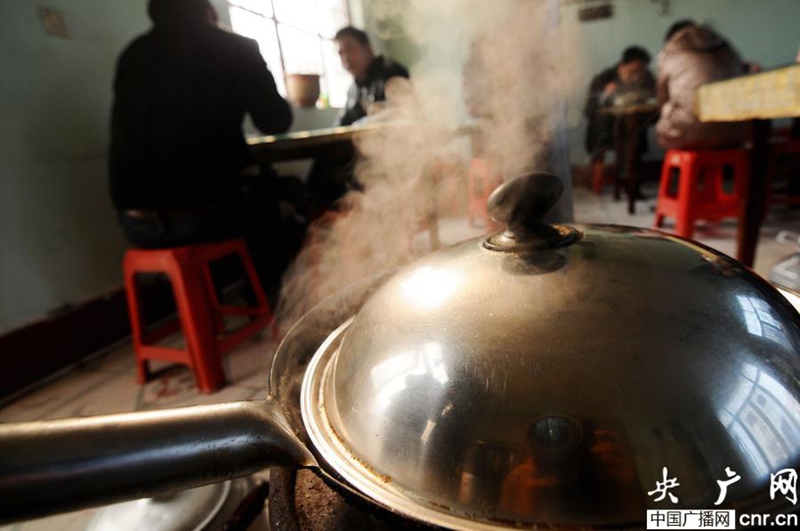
[613,118,623,202]
[625,114,642,215]
[737,119,770,267]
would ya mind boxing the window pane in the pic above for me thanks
[228,0,272,17]
[273,0,318,33]
[322,39,350,108]
[317,0,349,39]
[229,7,286,95]
[278,24,322,74]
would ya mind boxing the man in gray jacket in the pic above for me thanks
[656,20,747,150]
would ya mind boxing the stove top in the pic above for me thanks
[268,468,433,531]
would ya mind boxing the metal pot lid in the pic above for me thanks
[302,174,800,529]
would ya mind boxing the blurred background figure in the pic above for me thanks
[583,46,655,163]
[655,20,747,150]
[305,26,410,217]
[109,0,293,298]
[333,26,409,126]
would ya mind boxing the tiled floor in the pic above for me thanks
[572,183,800,279]
[3,183,800,530]
[0,335,276,531]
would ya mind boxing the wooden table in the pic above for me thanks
[247,122,409,164]
[697,64,800,266]
[601,102,660,214]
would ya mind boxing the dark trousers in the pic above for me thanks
[306,156,360,219]
[117,179,294,304]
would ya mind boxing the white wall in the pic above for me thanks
[560,0,800,165]
[6,0,792,335]
[354,0,800,167]
[0,1,348,336]
[0,1,149,334]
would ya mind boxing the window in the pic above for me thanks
[228,0,352,108]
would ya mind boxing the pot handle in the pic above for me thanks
[0,398,316,524]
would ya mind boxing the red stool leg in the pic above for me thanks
[654,155,674,229]
[123,263,150,385]
[200,261,227,335]
[736,151,753,222]
[168,252,225,394]
[236,244,278,340]
[675,153,697,239]
[467,159,500,228]
[592,159,605,195]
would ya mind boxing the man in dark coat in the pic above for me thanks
[304,27,409,216]
[333,26,409,126]
[584,46,655,160]
[110,0,293,295]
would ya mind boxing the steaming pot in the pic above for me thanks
[2,174,799,529]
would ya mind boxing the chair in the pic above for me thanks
[654,148,749,239]
[467,159,503,228]
[123,238,276,393]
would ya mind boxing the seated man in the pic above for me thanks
[304,27,410,217]
[110,0,292,296]
[584,46,656,161]
[334,26,410,126]
[656,20,747,150]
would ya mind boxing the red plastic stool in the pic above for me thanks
[467,159,503,228]
[123,238,276,393]
[766,139,800,206]
[591,158,606,194]
[654,148,749,239]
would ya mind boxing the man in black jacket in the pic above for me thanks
[110,0,292,294]
[304,26,409,216]
[334,26,409,126]
[584,46,655,159]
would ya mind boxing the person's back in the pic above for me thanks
[110,3,291,211]
[656,24,746,150]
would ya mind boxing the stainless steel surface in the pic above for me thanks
[302,222,800,528]
[0,400,314,524]
[778,287,800,313]
[3,175,800,530]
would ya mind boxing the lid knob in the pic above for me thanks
[484,173,581,253]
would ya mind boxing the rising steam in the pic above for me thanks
[276,0,577,329]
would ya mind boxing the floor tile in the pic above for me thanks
[0,369,114,423]
[223,336,277,390]
[73,342,137,375]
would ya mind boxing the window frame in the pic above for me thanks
[227,0,351,107]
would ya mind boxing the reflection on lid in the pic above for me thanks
[370,342,449,415]
[737,295,791,349]
[718,363,800,480]
[400,266,463,310]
